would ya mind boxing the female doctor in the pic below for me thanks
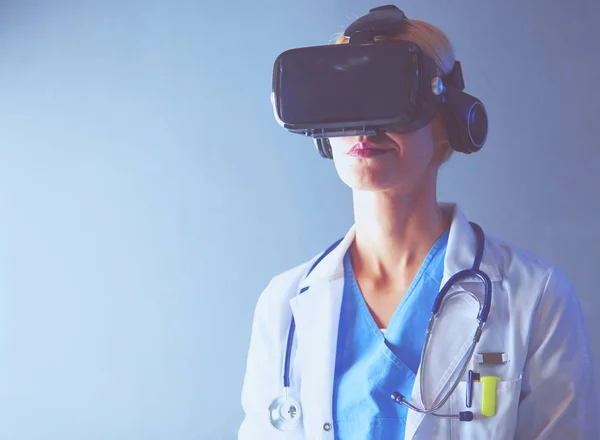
[239,7,599,440]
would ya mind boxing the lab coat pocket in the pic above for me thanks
[449,375,522,440]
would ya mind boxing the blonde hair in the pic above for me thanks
[335,19,456,164]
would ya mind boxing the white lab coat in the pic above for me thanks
[239,203,599,439]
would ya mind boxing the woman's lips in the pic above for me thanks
[346,141,391,158]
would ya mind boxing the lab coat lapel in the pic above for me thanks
[290,277,344,437]
[289,226,355,437]
[405,204,502,439]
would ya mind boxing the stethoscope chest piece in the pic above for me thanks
[268,393,302,430]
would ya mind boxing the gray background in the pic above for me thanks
[0,0,598,438]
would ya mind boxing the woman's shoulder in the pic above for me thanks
[483,232,577,307]
[485,232,555,276]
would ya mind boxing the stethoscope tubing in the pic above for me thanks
[278,222,491,422]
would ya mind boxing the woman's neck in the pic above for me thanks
[350,181,450,284]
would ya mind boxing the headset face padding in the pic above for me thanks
[315,138,333,159]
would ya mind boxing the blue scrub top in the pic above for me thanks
[332,230,449,439]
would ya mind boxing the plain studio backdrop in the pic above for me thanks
[0,0,598,438]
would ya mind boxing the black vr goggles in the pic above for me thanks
[271,5,488,158]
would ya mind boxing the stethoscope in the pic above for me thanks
[268,223,492,430]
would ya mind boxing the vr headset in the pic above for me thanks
[271,5,488,158]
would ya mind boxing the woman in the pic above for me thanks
[239,6,598,439]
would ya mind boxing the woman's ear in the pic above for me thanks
[431,110,449,145]
[431,110,454,164]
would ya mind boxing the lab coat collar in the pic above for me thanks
[441,202,502,283]
[300,202,502,290]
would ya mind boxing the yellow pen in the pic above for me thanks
[480,376,501,417]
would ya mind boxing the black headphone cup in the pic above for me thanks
[467,101,488,149]
[444,89,488,154]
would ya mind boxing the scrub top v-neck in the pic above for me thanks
[332,230,449,439]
